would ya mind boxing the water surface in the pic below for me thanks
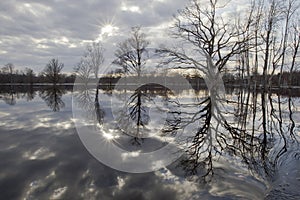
[0,85,299,199]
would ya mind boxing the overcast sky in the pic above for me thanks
[0,0,191,73]
[0,0,250,74]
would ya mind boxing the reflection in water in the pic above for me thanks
[77,85,299,183]
[39,86,66,112]
[0,85,36,105]
[75,84,299,188]
[0,85,68,111]
[1,86,300,199]
[2,91,16,105]
[74,85,105,127]
[26,86,36,101]
[94,88,105,126]
[117,87,151,145]
[112,84,181,147]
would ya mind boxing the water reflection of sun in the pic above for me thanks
[101,129,121,145]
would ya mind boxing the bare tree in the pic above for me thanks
[5,63,14,73]
[114,26,150,77]
[4,63,14,84]
[157,0,283,179]
[25,67,35,85]
[160,0,254,73]
[252,0,264,83]
[74,42,104,84]
[235,0,260,86]
[43,58,64,85]
[268,29,284,85]
[278,0,299,86]
[74,42,105,128]
[289,24,300,87]
[157,0,249,179]
[260,0,284,89]
[74,58,93,84]
[85,42,104,79]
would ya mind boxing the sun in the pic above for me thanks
[101,24,118,37]
[94,17,120,42]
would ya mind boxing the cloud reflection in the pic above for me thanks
[1,86,300,199]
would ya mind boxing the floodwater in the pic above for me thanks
[0,85,299,199]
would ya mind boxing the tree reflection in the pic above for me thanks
[113,84,180,147]
[25,86,36,101]
[124,87,150,145]
[94,88,105,126]
[73,81,299,184]
[288,91,296,140]
[40,86,66,112]
[174,88,299,182]
[73,84,105,126]
[1,91,16,105]
[178,96,213,177]
[0,86,36,105]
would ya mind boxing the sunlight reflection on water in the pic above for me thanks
[0,86,299,199]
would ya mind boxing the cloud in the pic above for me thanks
[0,0,188,73]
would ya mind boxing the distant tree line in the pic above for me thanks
[2,59,300,88]
[223,71,300,87]
[0,60,75,85]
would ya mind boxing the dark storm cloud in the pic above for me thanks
[0,0,188,72]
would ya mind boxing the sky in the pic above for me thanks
[0,0,250,74]
[0,0,191,73]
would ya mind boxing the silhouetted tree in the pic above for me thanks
[74,42,104,88]
[159,0,253,73]
[289,24,300,87]
[278,0,299,86]
[25,67,35,85]
[43,58,64,85]
[4,63,14,84]
[114,26,150,77]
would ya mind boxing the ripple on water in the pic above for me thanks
[265,149,300,199]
